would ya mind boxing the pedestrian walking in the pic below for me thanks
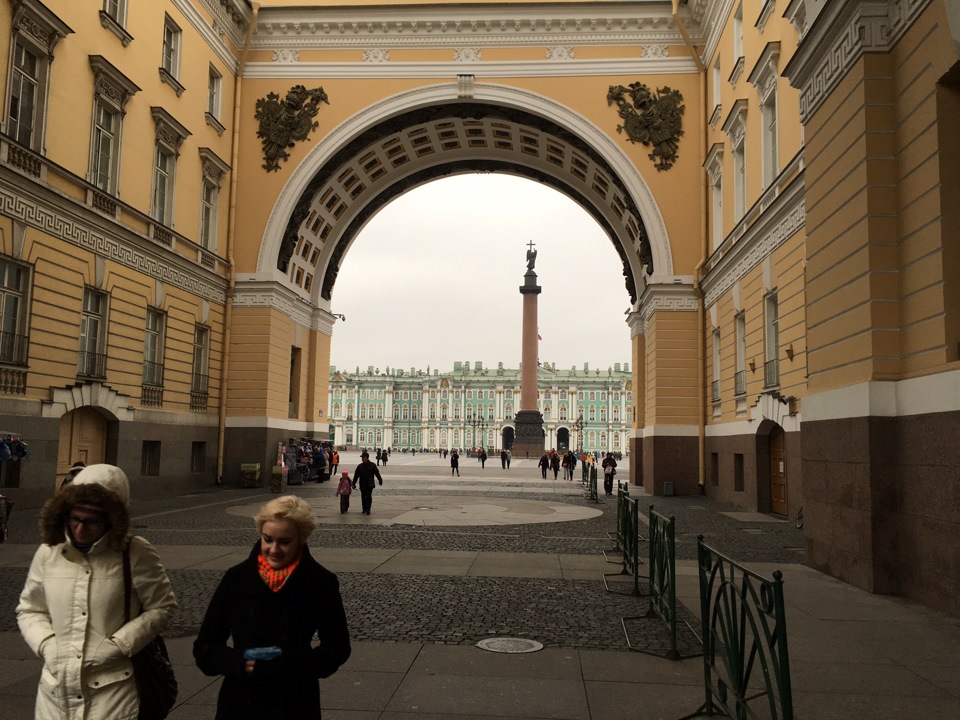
[550,453,560,479]
[336,470,352,513]
[538,453,549,479]
[506,450,511,469]
[352,452,383,515]
[331,449,340,475]
[602,452,618,495]
[450,449,460,477]
[194,495,351,719]
[500,449,508,469]
[313,445,326,483]
[17,464,177,720]
[479,449,487,469]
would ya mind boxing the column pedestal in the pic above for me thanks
[512,409,545,459]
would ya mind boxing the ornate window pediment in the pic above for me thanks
[13,0,72,57]
[704,142,724,184]
[89,55,140,113]
[150,106,191,155]
[722,98,748,148]
[748,42,781,102]
[199,147,230,188]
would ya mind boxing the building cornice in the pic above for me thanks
[243,55,697,78]
[173,0,242,74]
[635,280,699,335]
[233,278,334,333]
[701,165,805,307]
[251,3,688,50]
[198,0,252,53]
[783,0,933,123]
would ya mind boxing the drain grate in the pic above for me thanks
[476,638,544,654]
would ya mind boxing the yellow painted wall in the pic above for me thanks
[643,310,699,426]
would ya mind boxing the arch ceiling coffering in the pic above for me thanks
[271,101,663,308]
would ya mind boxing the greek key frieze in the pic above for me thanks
[0,184,226,304]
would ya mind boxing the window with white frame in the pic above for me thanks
[376,405,383,420]
[5,3,70,151]
[0,258,29,366]
[143,308,165,386]
[705,143,724,250]
[749,43,782,189]
[161,16,181,79]
[599,406,607,422]
[712,57,722,112]
[88,56,139,195]
[764,292,779,387]
[191,325,210,394]
[733,5,743,59]
[735,312,746,395]
[207,65,221,118]
[79,288,107,378]
[722,100,748,222]
[712,328,721,402]
[150,108,190,227]
[103,0,126,25]
[199,148,229,250]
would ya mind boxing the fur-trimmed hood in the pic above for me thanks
[39,465,131,549]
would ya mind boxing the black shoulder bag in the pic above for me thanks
[122,545,178,720]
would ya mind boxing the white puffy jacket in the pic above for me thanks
[16,466,176,720]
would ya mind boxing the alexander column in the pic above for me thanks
[512,241,544,458]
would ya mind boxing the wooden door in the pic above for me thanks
[57,408,107,486]
[769,427,788,515]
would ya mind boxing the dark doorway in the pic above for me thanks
[556,427,570,452]
[502,426,514,450]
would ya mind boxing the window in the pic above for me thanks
[0,259,28,366]
[359,404,367,420]
[440,404,447,420]
[376,405,383,419]
[160,15,183,95]
[190,441,205,473]
[150,108,190,227]
[103,0,126,25]
[152,146,174,225]
[733,5,743,59]
[723,100,748,222]
[734,453,744,491]
[735,312,747,395]
[207,65,221,118]
[543,404,551,420]
[613,406,620,421]
[762,87,779,187]
[712,57,721,113]
[588,406,596,422]
[402,406,409,420]
[198,149,228,250]
[191,325,210,395]
[141,441,161,476]
[600,406,607,422]
[488,404,494,420]
[79,288,107,378]
[5,3,69,151]
[142,308,164,386]
[90,101,119,192]
[764,292,780,387]
[7,40,39,147]
[333,402,341,417]
[712,328,721,402]
[559,404,567,421]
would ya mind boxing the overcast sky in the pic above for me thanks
[329,173,635,374]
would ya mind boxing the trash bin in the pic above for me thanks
[270,465,285,493]
[240,463,261,488]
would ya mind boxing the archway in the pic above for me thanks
[502,426,515,450]
[257,84,674,301]
[556,427,570,453]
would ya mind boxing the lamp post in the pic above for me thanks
[573,411,586,456]
[470,414,487,453]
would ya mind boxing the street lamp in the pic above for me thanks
[470,414,487,452]
[573,411,586,456]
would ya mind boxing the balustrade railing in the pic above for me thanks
[77,350,106,379]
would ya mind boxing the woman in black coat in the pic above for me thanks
[194,496,351,719]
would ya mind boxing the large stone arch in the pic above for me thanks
[257,82,674,309]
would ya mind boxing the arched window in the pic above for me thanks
[393,405,401,420]
[505,389,513,399]
[333,402,341,417]
[613,434,621,448]
[543,404,551,419]
[613,406,620,421]
[504,403,512,419]
[599,406,607,422]
[441,390,448,400]
[402,406,409,420]
[559,390,567,400]
[346,402,354,419]
[393,430,399,445]
[346,429,353,444]
[600,432,607,448]
[588,406,596,421]
[359,405,367,420]
[453,431,460,446]
[430,404,436,420]
[412,406,419,420]
[376,430,383,445]
[429,430,436,446]
[559,404,567,421]
[588,431,597,448]
[376,405,384,419]
[441,404,448,420]
[440,431,448,446]
[454,405,461,420]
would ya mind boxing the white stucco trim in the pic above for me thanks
[804,370,960,421]
[257,81,674,282]
[632,424,700,438]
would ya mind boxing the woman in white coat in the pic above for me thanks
[17,464,177,720]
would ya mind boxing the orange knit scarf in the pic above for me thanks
[257,552,301,592]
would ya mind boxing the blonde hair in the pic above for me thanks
[254,495,316,542]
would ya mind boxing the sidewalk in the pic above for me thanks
[1,459,958,719]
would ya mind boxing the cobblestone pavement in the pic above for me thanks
[0,457,803,652]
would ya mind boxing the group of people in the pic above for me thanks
[17,464,352,720]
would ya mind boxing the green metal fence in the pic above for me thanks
[645,506,681,659]
[606,481,630,552]
[584,465,600,503]
[680,536,794,720]
[603,493,641,596]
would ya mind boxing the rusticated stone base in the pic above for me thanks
[511,410,544,459]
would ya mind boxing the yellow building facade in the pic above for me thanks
[0,0,957,615]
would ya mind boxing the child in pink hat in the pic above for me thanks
[336,470,352,514]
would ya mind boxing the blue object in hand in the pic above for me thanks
[243,646,283,661]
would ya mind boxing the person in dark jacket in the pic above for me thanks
[450,450,460,477]
[351,452,383,515]
[538,453,549,479]
[193,495,351,720]
[602,452,618,495]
